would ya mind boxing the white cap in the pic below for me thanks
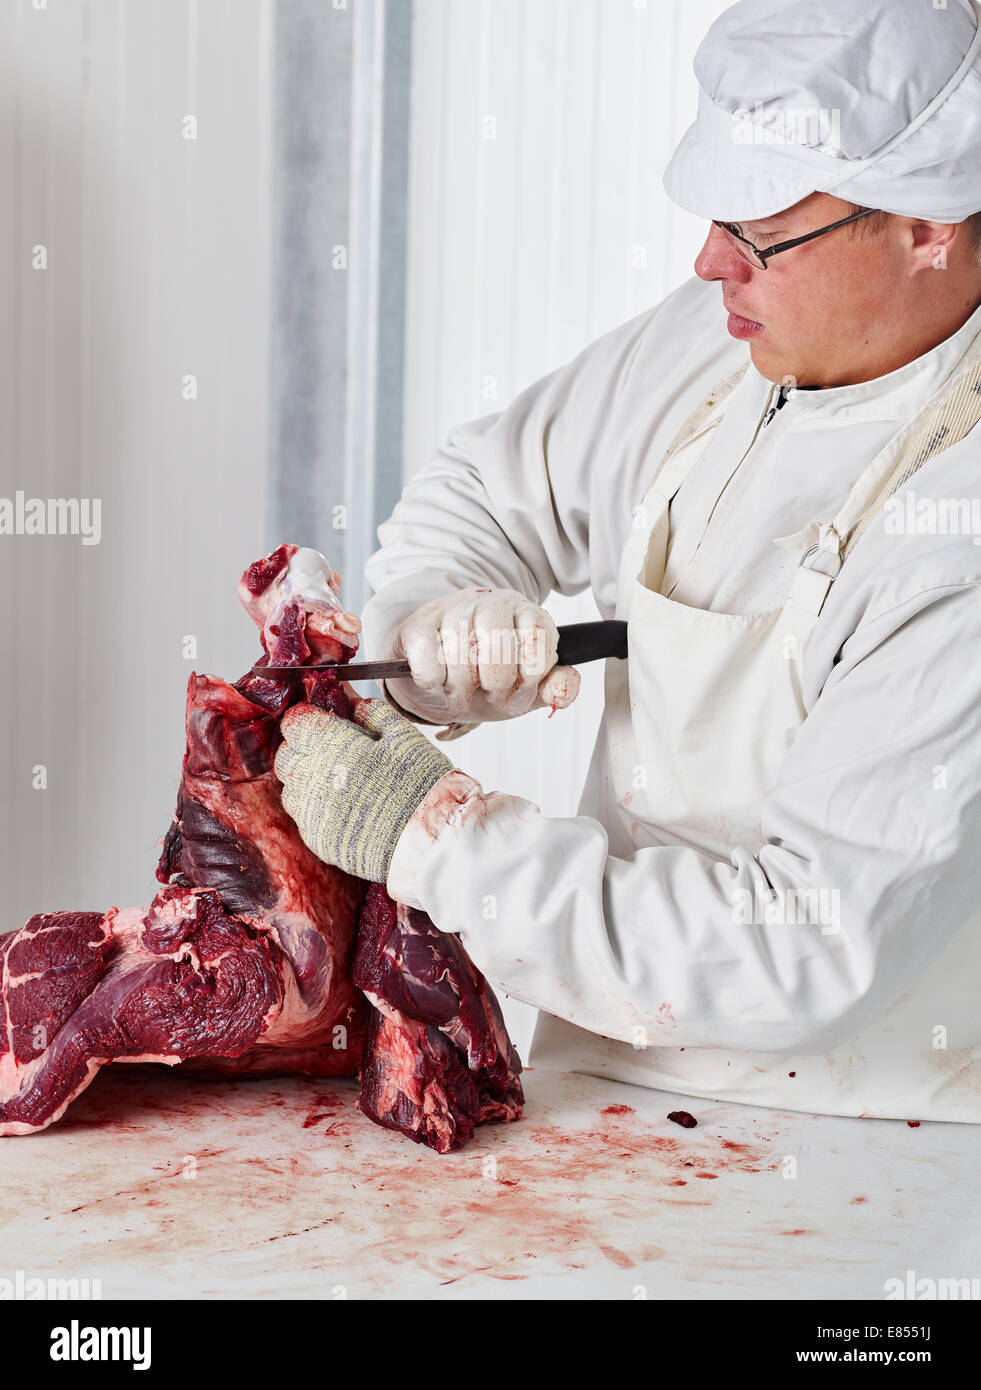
[663,0,981,224]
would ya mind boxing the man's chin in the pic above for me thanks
[748,340,785,380]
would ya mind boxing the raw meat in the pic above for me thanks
[0,544,523,1152]
[0,887,327,1136]
[355,885,524,1152]
[238,544,360,667]
[153,663,369,1080]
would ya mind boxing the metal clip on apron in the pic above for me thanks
[532,330,981,1121]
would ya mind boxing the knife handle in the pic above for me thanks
[556,620,628,666]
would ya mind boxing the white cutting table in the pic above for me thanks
[1,1065,975,1300]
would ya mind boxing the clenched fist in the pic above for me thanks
[382,587,581,729]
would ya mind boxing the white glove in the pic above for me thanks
[382,587,581,730]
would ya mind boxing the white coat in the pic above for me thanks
[363,275,981,1121]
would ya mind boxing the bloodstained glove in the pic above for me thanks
[381,587,581,732]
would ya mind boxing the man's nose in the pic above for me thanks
[695,223,754,283]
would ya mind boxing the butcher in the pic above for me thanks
[275,0,981,1121]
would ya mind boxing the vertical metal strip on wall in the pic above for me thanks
[344,0,382,613]
[270,0,412,614]
[365,0,411,612]
[268,0,353,561]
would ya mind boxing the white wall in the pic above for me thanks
[402,0,731,1050]
[0,0,274,928]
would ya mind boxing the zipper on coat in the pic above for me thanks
[763,383,793,428]
[664,380,783,599]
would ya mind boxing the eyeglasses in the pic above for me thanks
[711,208,877,270]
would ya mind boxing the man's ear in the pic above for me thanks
[909,218,959,269]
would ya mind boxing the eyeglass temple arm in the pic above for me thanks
[758,207,876,261]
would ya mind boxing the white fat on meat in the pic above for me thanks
[239,545,361,662]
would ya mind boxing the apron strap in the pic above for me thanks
[654,358,752,500]
[840,349,981,562]
[784,336,981,626]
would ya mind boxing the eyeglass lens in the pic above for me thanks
[720,226,766,269]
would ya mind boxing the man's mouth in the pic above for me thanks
[724,304,765,337]
[724,303,762,326]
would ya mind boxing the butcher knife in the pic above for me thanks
[254,619,628,681]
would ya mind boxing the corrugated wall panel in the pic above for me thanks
[1,0,274,928]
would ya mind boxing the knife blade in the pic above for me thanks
[253,619,628,681]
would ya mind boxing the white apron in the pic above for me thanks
[531,332,981,1121]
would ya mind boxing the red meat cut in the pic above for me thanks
[355,885,525,1151]
[0,544,523,1152]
